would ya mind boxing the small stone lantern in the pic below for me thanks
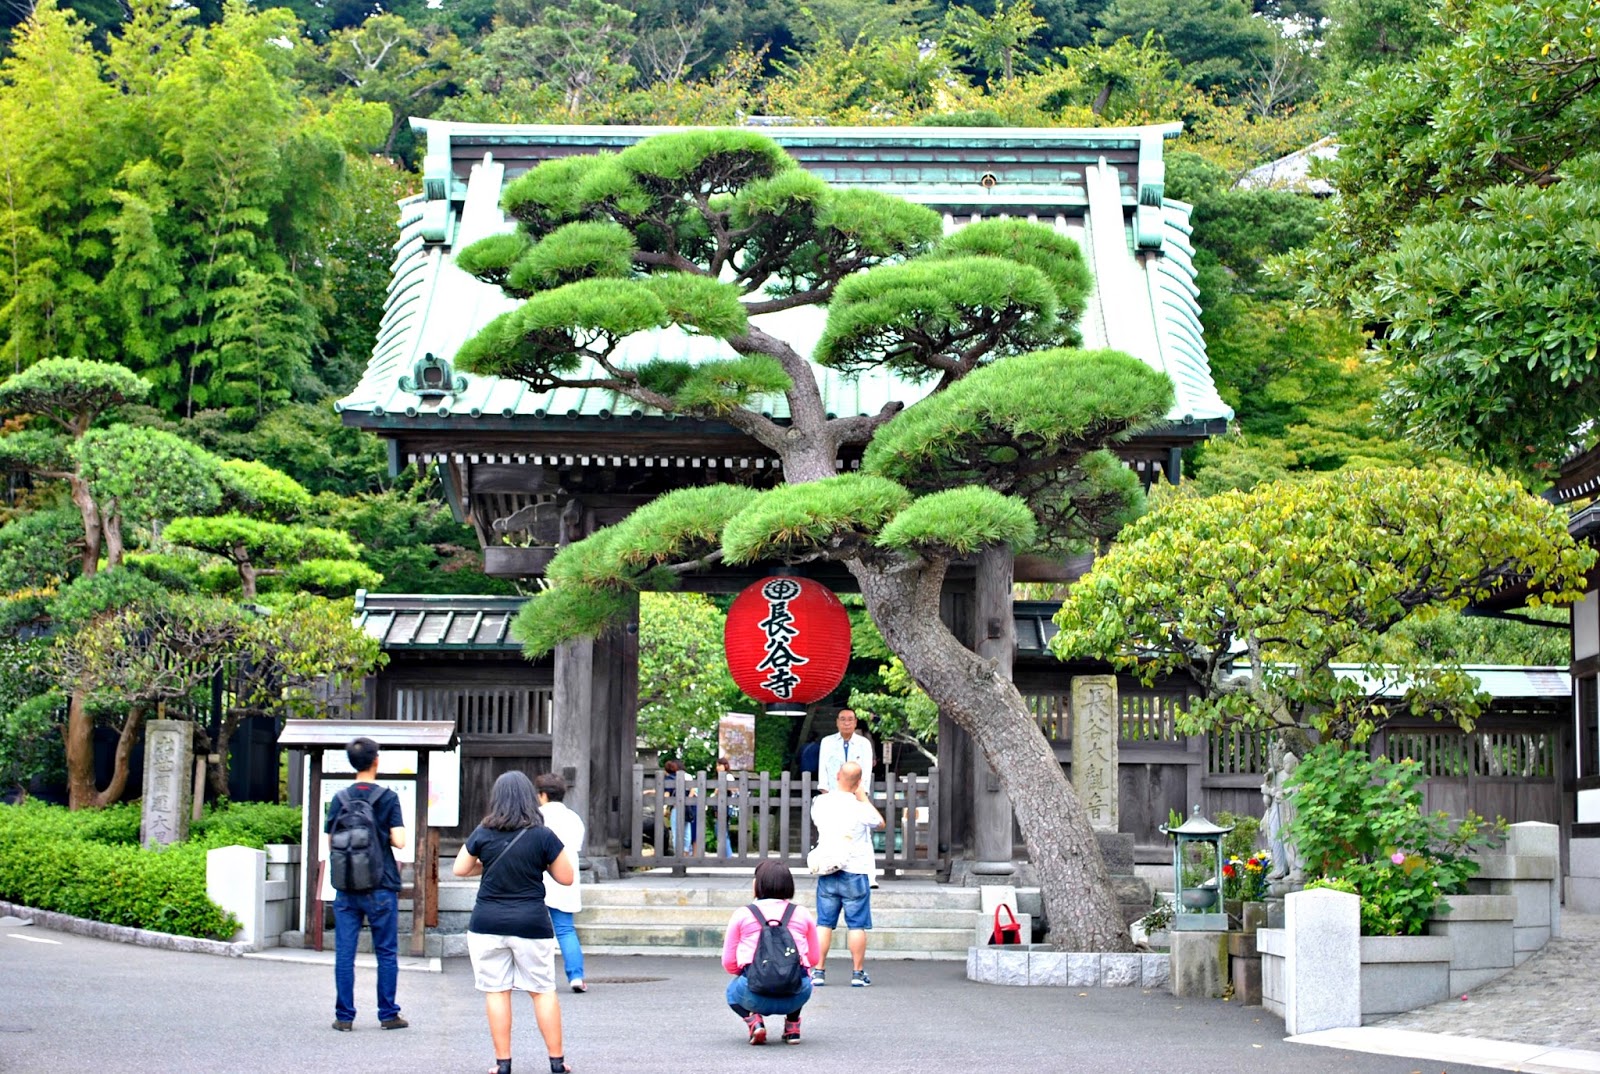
[1159,806,1233,931]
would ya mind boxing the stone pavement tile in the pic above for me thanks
[1380,912,1600,1051]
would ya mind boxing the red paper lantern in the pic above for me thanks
[724,576,852,706]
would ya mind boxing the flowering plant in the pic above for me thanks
[1222,853,1271,902]
[1287,744,1504,936]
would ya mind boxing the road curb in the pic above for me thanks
[0,899,252,958]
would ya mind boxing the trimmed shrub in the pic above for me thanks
[0,800,303,940]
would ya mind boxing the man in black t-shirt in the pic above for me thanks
[324,737,408,1032]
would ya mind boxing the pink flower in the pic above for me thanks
[1391,851,1406,865]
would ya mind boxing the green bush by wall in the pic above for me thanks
[0,800,303,941]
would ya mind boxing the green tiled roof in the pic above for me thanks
[353,590,525,651]
[337,122,1232,432]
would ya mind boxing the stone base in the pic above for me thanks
[950,860,1039,888]
[1230,955,1262,1005]
[966,945,1169,989]
[1095,832,1135,874]
[1169,929,1228,999]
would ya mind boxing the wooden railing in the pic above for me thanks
[626,766,941,875]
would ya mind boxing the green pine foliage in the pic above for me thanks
[875,487,1038,555]
[720,475,914,564]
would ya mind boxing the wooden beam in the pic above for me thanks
[467,462,561,495]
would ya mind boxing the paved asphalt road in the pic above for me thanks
[0,927,1513,1074]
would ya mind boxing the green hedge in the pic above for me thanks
[0,800,303,941]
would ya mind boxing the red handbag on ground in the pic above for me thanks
[990,904,1023,945]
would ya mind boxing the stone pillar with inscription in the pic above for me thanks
[1070,675,1118,831]
[141,719,194,847]
[1069,674,1150,925]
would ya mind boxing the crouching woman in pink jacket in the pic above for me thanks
[721,860,819,1046]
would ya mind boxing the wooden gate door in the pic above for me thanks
[380,669,554,848]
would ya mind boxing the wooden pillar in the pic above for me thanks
[409,755,431,957]
[971,545,1018,875]
[937,711,972,864]
[552,635,596,863]
[589,600,638,877]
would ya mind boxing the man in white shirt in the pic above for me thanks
[808,761,884,988]
[818,709,878,886]
[818,709,873,792]
[534,772,587,993]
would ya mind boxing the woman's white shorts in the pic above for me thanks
[467,932,558,993]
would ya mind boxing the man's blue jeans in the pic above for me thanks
[333,888,400,1023]
[548,907,584,983]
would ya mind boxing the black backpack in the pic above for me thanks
[328,787,386,893]
[745,903,806,997]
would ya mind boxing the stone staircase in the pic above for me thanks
[398,872,998,961]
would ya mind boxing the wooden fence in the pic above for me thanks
[626,766,941,875]
[1024,690,1568,855]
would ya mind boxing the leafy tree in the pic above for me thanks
[637,591,745,772]
[847,655,940,766]
[310,478,515,594]
[1287,0,1600,472]
[43,567,170,808]
[944,0,1048,82]
[466,0,638,113]
[0,0,118,371]
[309,14,463,158]
[1052,466,1594,748]
[163,463,378,599]
[0,358,149,575]
[77,425,221,564]
[1321,0,1446,75]
[212,593,383,797]
[0,636,61,800]
[454,129,1175,949]
[1,0,387,419]
[1095,0,1274,94]
[1053,466,1591,886]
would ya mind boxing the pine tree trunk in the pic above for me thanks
[851,564,1131,951]
[68,476,102,577]
[103,510,124,568]
[92,705,146,808]
[64,692,146,810]
[64,689,97,810]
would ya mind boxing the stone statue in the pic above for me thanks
[1261,739,1305,897]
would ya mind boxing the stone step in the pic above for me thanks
[571,886,985,912]
[571,922,974,954]
[572,904,983,929]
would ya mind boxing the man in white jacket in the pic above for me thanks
[535,772,587,993]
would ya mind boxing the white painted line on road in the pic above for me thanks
[1289,1026,1600,1074]
[7,933,61,944]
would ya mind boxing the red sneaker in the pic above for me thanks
[744,1014,767,1045]
[782,1018,801,1045]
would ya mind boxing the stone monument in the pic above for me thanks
[1070,675,1118,831]
[141,719,193,847]
[1070,675,1150,924]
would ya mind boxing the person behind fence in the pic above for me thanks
[818,709,880,888]
[713,757,737,860]
[534,772,587,994]
[722,860,819,1046]
[325,736,408,1033]
[809,760,884,988]
[453,770,575,1074]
